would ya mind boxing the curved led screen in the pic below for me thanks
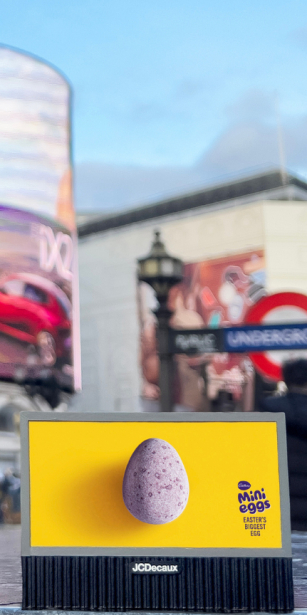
[0,47,80,392]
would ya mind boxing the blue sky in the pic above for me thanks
[0,0,307,210]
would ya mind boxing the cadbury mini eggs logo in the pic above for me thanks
[237,482,271,514]
[238,481,251,490]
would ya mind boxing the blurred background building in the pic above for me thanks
[76,168,307,414]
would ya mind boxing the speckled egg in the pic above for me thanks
[122,438,189,524]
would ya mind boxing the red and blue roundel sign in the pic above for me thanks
[245,292,307,380]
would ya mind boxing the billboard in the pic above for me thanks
[20,412,293,612]
[26,416,282,550]
[139,250,265,411]
[0,47,80,391]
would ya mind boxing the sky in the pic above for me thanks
[0,0,307,211]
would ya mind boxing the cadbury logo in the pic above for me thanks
[238,481,251,490]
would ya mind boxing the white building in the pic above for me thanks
[74,169,307,413]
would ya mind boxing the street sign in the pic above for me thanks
[245,292,307,380]
[168,292,307,380]
[169,320,307,357]
[224,322,307,353]
[168,328,223,354]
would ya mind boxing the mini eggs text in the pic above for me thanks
[238,488,271,514]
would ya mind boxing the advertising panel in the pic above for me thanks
[20,413,293,612]
[139,250,265,411]
[0,47,80,391]
[0,206,74,389]
[28,417,281,549]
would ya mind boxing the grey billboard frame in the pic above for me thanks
[20,411,292,558]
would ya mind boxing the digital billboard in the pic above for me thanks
[20,412,293,612]
[0,46,80,392]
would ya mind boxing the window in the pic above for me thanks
[24,284,48,304]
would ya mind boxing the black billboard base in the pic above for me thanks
[22,555,294,613]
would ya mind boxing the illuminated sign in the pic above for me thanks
[224,322,307,352]
[21,412,293,612]
[0,47,80,391]
[0,46,73,225]
[245,292,307,380]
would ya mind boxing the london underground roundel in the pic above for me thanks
[245,292,307,381]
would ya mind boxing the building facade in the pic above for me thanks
[75,170,307,413]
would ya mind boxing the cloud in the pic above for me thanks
[128,78,212,126]
[284,115,307,167]
[75,89,307,213]
[197,87,307,179]
[129,101,168,123]
[292,26,307,46]
[174,78,207,100]
[198,114,307,179]
[74,162,207,212]
[225,89,275,122]
[197,121,278,177]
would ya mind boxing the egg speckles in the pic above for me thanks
[122,438,189,524]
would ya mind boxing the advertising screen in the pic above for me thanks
[0,47,80,391]
[20,412,293,613]
[21,412,289,553]
[28,417,282,549]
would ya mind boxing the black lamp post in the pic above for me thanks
[138,230,183,412]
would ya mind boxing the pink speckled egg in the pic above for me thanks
[122,438,189,524]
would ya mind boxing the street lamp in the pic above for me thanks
[138,230,183,411]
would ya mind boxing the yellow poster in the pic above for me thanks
[29,420,281,549]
